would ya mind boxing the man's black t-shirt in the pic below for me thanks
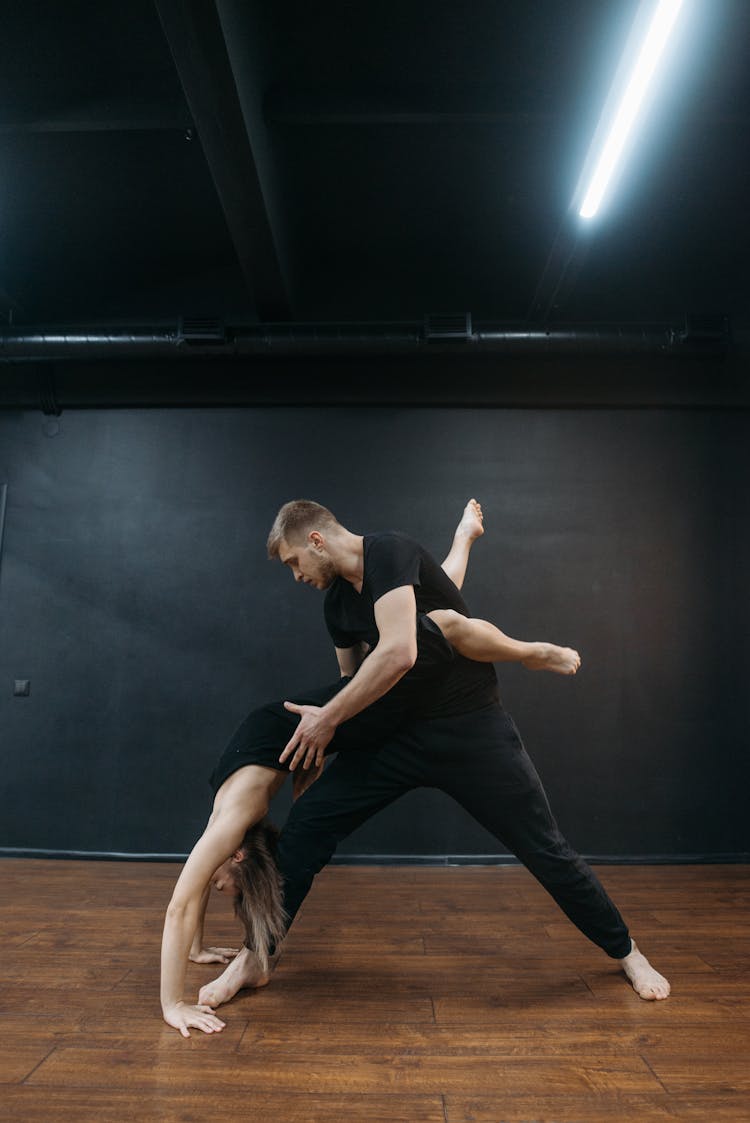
[324,531,499,718]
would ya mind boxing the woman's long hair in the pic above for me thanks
[232,819,287,972]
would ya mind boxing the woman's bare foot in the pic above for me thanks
[456,498,484,542]
[619,941,671,1000]
[522,643,581,675]
[198,945,275,1008]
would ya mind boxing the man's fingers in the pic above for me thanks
[279,732,302,763]
[281,711,325,769]
[296,745,317,771]
[281,738,304,769]
[280,703,308,760]
[284,744,303,769]
[290,744,310,770]
[180,1026,190,1038]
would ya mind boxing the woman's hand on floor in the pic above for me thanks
[189,946,239,964]
[163,1000,226,1038]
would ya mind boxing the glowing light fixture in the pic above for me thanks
[579,0,685,219]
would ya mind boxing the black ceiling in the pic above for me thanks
[0,0,747,331]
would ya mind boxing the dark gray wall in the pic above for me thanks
[1,405,747,859]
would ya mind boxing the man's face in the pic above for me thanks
[211,857,240,896]
[278,535,337,590]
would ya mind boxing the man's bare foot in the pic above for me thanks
[456,498,484,542]
[619,940,671,1000]
[522,643,581,675]
[198,945,276,1009]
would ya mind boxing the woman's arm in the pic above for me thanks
[335,644,366,677]
[188,884,239,965]
[160,809,247,1037]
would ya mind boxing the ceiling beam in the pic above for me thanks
[264,86,748,129]
[154,0,291,319]
[0,100,190,135]
[264,86,557,127]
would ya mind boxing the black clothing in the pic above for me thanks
[211,531,497,794]
[276,704,632,959]
[273,531,632,961]
[324,532,498,717]
[210,680,343,792]
[209,614,456,793]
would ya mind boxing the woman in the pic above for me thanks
[160,500,581,1036]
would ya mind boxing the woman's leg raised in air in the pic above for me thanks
[429,608,581,675]
[441,498,484,590]
[438,499,581,675]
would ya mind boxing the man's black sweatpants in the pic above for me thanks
[276,702,632,959]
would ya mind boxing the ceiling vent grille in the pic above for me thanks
[178,317,227,345]
[424,313,473,343]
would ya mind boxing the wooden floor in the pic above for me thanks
[1,861,749,1123]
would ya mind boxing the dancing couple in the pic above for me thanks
[161,499,669,1037]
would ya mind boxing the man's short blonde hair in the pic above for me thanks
[267,500,340,559]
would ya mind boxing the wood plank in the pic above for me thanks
[0,1017,248,1048]
[122,956,596,999]
[424,933,559,954]
[27,1047,662,1094]
[643,1054,750,1094]
[0,923,45,949]
[0,963,131,990]
[583,971,750,1000]
[0,989,88,1019]
[445,1093,750,1122]
[218,993,436,1023]
[124,956,593,984]
[647,912,750,936]
[238,1021,749,1057]
[0,1044,55,1083]
[432,993,750,1025]
[0,1087,445,1123]
[282,929,427,952]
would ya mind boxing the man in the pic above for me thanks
[202,499,669,1006]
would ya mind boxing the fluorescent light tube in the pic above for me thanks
[579,0,685,219]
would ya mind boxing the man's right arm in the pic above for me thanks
[281,585,418,769]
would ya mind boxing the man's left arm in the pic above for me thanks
[280,584,418,770]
